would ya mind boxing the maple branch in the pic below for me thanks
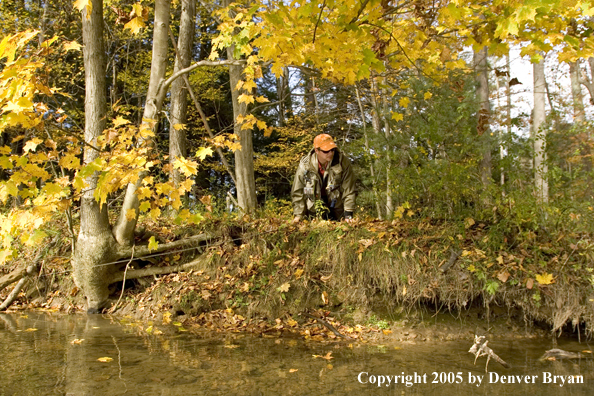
[312,0,327,44]
[168,28,237,185]
[158,59,248,97]
[347,0,371,26]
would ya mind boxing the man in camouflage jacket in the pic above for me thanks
[291,134,356,222]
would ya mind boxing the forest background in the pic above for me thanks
[1,0,594,336]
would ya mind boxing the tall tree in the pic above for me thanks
[223,0,257,214]
[473,46,493,202]
[569,61,586,123]
[169,0,196,189]
[533,57,548,203]
[72,0,118,312]
[113,0,171,245]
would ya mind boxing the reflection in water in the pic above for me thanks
[0,312,591,395]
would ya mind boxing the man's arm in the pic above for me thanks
[340,156,357,219]
[291,162,307,221]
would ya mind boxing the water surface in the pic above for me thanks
[0,312,591,395]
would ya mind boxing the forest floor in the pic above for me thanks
[3,215,593,344]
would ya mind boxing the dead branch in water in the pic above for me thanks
[301,311,352,340]
[469,335,510,372]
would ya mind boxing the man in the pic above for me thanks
[291,134,356,222]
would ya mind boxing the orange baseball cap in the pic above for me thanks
[313,134,337,151]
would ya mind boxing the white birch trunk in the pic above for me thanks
[533,58,548,203]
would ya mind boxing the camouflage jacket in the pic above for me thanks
[291,149,356,219]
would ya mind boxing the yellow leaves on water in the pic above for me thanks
[70,339,84,345]
[24,328,37,332]
[312,352,333,360]
[97,357,113,363]
[536,272,555,285]
[162,312,172,325]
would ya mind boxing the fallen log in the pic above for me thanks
[0,265,34,293]
[469,335,510,372]
[109,255,210,283]
[131,233,213,258]
[0,277,29,310]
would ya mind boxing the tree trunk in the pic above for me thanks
[355,85,383,219]
[369,77,385,219]
[569,61,585,123]
[533,58,548,203]
[169,0,195,190]
[72,0,119,312]
[474,46,493,202]
[113,0,171,244]
[224,0,257,214]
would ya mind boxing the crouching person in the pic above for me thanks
[291,134,356,223]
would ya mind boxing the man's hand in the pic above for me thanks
[343,211,354,224]
[292,215,301,224]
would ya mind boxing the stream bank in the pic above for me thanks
[3,217,593,343]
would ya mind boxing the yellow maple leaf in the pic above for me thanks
[59,153,80,170]
[148,236,159,252]
[63,41,82,52]
[238,94,255,104]
[113,116,130,127]
[535,272,555,285]
[424,92,433,100]
[173,157,199,176]
[196,147,214,161]
[278,282,290,293]
[23,138,43,153]
[124,17,145,35]
[399,97,410,108]
[125,208,136,221]
[391,112,403,121]
[73,0,92,16]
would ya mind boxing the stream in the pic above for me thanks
[0,312,592,395]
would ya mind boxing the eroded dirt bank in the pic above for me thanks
[3,218,593,343]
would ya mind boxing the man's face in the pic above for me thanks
[315,147,335,166]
